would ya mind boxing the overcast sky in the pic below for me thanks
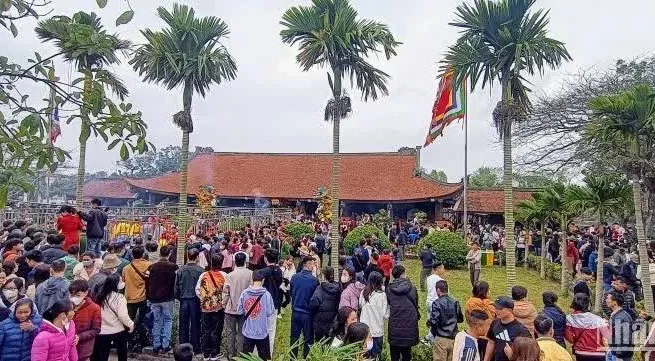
[3,0,655,181]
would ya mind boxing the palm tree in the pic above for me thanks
[442,0,571,293]
[36,12,131,207]
[280,0,401,266]
[587,83,655,315]
[516,196,550,276]
[131,4,237,265]
[566,174,632,313]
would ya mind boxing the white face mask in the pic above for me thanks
[82,260,94,267]
[70,296,83,306]
[3,289,17,302]
[117,281,125,290]
[341,275,350,284]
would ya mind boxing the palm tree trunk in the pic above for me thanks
[176,83,193,266]
[75,135,87,208]
[329,72,342,268]
[633,173,654,315]
[560,216,569,295]
[75,73,93,208]
[540,221,546,279]
[501,77,516,295]
[594,214,606,313]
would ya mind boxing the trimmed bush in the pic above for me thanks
[283,222,315,241]
[344,224,390,254]
[526,254,562,282]
[416,231,468,269]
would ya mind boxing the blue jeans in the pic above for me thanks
[151,301,174,350]
[86,237,102,257]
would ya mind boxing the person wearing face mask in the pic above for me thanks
[91,273,134,361]
[339,267,365,311]
[34,260,70,315]
[0,298,41,361]
[73,252,101,282]
[343,322,374,359]
[1,278,27,309]
[88,254,122,296]
[30,300,76,361]
[69,280,101,361]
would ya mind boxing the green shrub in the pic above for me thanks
[525,254,562,282]
[283,222,315,241]
[344,224,390,255]
[416,231,468,269]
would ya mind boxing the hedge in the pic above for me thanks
[344,224,390,255]
[283,222,315,241]
[416,231,468,269]
[526,254,562,282]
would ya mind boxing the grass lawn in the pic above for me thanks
[272,259,571,360]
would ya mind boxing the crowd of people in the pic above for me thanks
[1,200,655,361]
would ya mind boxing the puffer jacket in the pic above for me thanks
[0,306,42,361]
[309,281,341,339]
[542,305,567,347]
[429,294,463,339]
[72,297,101,360]
[31,320,76,361]
[339,281,365,310]
[386,278,420,348]
[513,300,537,335]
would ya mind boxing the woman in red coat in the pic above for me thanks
[56,205,84,252]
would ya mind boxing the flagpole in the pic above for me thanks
[46,66,56,204]
[463,84,468,241]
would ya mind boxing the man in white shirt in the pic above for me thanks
[422,261,445,345]
[426,261,445,311]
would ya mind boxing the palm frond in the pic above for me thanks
[441,0,571,117]
[280,0,400,103]
[93,69,129,100]
[130,4,238,96]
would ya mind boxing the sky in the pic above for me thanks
[3,0,655,182]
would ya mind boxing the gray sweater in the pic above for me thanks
[222,266,253,314]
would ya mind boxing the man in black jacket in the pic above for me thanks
[175,248,204,352]
[606,291,634,361]
[387,265,419,361]
[148,246,179,354]
[259,248,283,355]
[80,198,107,257]
[419,243,437,292]
[314,230,326,265]
[429,280,464,361]
[41,234,67,264]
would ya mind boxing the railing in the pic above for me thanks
[1,202,294,242]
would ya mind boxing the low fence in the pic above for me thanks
[1,202,293,242]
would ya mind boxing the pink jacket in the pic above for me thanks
[31,321,78,361]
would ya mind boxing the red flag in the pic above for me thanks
[424,69,466,147]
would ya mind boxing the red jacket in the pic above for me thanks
[72,297,101,361]
[565,311,609,357]
[56,214,84,251]
[567,241,579,265]
[378,254,393,277]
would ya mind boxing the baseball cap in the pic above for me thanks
[494,296,514,310]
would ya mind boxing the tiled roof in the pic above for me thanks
[454,188,534,214]
[125,152,462,202]
[83,179,137,199]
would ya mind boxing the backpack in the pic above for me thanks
[198,271,225,312]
